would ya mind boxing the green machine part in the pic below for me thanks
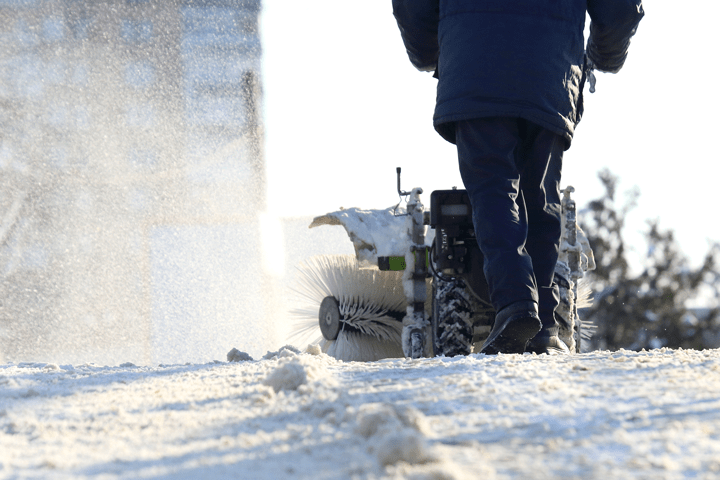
[377,250,430,272]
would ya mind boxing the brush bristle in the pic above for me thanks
[322,331,404,362]
[577,278,593,309]
[576,278,596,342]
[289,255,407,361]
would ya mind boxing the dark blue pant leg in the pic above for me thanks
[517,122,564,330]
[456,118,564,329]
[456,117,537,312]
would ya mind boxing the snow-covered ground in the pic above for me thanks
[2,346,720,479]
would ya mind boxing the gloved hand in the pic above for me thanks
[586,1,644,74]
[586,22,632,74]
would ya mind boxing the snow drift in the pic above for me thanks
[2,346,720,479]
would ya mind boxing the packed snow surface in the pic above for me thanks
[3,347,720,479]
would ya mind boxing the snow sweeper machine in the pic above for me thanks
[292,168,595,362]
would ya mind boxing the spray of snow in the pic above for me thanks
[0,4,275,366]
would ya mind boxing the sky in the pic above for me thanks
[260,1,720,270]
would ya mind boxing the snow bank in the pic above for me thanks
[2,348,720,479]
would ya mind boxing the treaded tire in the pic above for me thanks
[432,277,474,357]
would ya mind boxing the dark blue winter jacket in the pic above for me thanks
[393,0,644,147]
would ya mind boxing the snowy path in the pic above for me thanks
[2,348,720,479]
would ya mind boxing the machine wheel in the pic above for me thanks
[319,296,341,341]
[432,277,474,357]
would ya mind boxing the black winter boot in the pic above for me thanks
[526,327,570,354]
[526,285,570,355]
[480,301,542,355]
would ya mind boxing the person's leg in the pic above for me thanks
[456,117,541,354]
[456,117,537,312]
[516,120,567,353]
[518,123,563,304]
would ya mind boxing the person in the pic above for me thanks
[393,0,644,354]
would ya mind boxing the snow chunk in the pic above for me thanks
[262,344,301,360]
[262,355,337,393]
[263,361,307,392]
[227,348,254,362]
[355,403,431,438]
[355,403,435,466]
[387,457,479,480]
[376,429,435,467]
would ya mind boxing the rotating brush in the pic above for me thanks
[290,254,407,362]
[576,278,597,341]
